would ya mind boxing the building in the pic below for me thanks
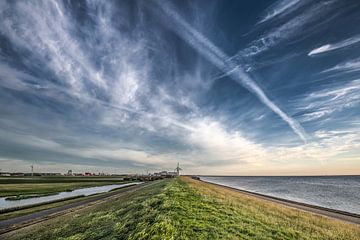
[0,172,11,176]
[167,171,177,177]
[11,172,25,176]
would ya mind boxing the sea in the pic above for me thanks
[201,175,360,215]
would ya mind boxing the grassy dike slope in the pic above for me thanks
[5,177,360,240]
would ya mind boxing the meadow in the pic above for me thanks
[4,177,360,240]
[0,176,131,220]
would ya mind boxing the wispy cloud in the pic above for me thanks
[258,0,303,23]
[0,0,358,174]
[322,57,360,73]
[299,79,360,122]
[148,1,308,143]
[240,1,336,57]
[0,0,198,168]
[0,1,109,97]
[308,34,360,56]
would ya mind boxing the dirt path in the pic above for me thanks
[0,181,155,235]
[202,180,360,225]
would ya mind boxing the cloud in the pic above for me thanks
[240,1,336,57]
[187,118,266,164]
[258,0,303,23]
[2,114,359,175]
[322,57,360,73]
[298,79,360,122]
[0,0,200,131]
[148,0,308,143]
[308,34,360,56]
[0,63,32,91]
[0,1,109,98]
[0,0,201,170]
[0,0,359,175]
[180,118,360,175]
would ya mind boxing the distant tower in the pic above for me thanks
[31,165,33,177]
[175,163,182,176]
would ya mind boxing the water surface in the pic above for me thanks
[201,176,360,214]
[0,182,142,210]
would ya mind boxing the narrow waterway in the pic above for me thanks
[0,182,142,210]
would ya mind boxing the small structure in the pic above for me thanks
[159,171,168,176]
[191,176,200,180]
[167,171,177,177]
[41,172,61,176]
[12,172,25,176]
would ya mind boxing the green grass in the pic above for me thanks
[0,176,130,197]
[4,178,360,240]
[0,176,126,184]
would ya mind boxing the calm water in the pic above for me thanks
[201,176,360,214]
[0,182,142,210]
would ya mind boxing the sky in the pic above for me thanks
[0,0,359,175]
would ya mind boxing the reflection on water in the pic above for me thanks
[0,182,142,210]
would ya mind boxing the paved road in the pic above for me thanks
[0,181,155,235]
[203,180,360,225]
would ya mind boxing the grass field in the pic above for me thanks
[4,177,360,240]
[0,176,127,197]
[0,176,126,184]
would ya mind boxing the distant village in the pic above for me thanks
[0,163,183,180]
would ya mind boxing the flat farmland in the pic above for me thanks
[0,176,127,197]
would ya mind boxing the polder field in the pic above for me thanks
[3,177,360,240]
[0,175,128,198]
[0,175,132,220]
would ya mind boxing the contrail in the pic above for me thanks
[147,1,308,143]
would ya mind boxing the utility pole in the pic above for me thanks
[31,165,33,177]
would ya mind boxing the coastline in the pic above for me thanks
[200,179,360,225]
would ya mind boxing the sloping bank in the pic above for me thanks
[4,177,360,240]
